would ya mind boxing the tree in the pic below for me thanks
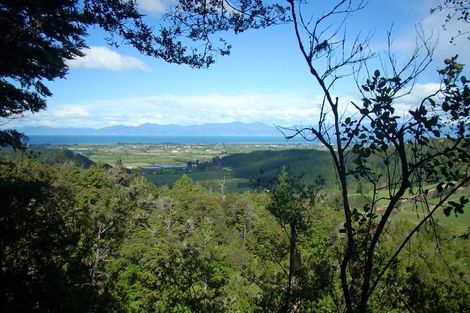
[0,0,288,149]
[108,175,238,312]
[0,161,96,312]
[267,168,322,312]
[278,1,470,312]
[0,155,171,312]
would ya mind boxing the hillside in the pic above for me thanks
[0,147,95,168]
[211,149,335,186]
[144,148,336,190]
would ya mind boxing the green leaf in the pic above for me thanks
[377,78,386,89]
[460,196,469,205]
[443,207,452,216]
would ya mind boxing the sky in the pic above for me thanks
[7,0,470,129]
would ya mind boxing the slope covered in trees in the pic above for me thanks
[0,147,96,168]
[0,157,468,312]
[143,148,335,191]
[212,149,334,188]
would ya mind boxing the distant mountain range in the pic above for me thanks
[18,122,284,136]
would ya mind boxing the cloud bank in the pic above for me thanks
[67,46,151,72]
[8,84,441,129]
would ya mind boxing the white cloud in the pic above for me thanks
[53,106,89,118]
[136,0,175,14]
[115,93,323,126]
[380,6,470,68]
[393,82,441,116]
[10,93,324,128]
[67,46,151,72]
[8,83,445,129]
[136,0,233,16]
[137,0,165,13]
[366,0,469,79]
[421,10,470,65]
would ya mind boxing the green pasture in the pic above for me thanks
[392,191,470,233]
[70,143,312,168]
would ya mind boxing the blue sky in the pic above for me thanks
[8,0,470,128]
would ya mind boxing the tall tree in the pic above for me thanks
[280,1,470,311]
[0,161,95,312]
[267,168,322,312]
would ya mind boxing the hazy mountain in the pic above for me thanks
[19,122,283,136]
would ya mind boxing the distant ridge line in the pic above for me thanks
[18,122,283,136]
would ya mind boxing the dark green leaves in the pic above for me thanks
[443,196,468,217]
[0,129,27,151]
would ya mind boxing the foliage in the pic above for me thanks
[1,0,469,311]
[263,168,330,312]
[142,148,335,192]
[0,147,96,168]
[0,159,155,312]
[282,0,470,311]
[0,129,27,150]
[382,220,470,313]
[0,161,94,312]
[0,153,468,312]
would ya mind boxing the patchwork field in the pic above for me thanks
[66,143,315,167]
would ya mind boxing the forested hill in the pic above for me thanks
[142,148,337,191]
[1,155,468,312]
[0,147,95,168]
[209,149,335,187]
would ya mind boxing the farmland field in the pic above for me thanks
[64,142,317,167]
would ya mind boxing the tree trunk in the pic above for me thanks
[283,223,298,313]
